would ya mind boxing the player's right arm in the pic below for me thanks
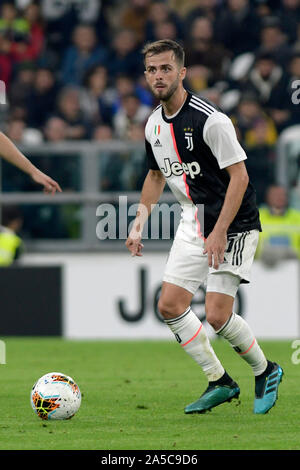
[0,132,62,194]
[126,169,165,257]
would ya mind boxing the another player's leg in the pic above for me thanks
[206,274,283,414]
[158,282,240,414]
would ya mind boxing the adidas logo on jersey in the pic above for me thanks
[154,139,162,147]
[161,157,201,179]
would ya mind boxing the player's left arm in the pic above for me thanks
[204,161,249,269]
[0,132,62,194]
[203,112,249,269]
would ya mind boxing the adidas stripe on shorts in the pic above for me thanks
[163,229,259,298]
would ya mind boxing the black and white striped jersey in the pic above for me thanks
[145,91,261,240]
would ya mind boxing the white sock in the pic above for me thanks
[217,313,267,376]
[165,307,225,382]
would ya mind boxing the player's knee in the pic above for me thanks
[206,302,230,331]
[157,297,184,320]
[205,291,234,331]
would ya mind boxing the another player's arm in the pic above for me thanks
[204,162,249,269]
[203,112,249,269]
[0,132,62,194]
[126,169,166,257]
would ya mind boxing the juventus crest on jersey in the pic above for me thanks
[145,91,261,240]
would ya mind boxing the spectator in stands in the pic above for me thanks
[256,185,300,265]
[123,122,148,190]
[201,87,221,107]
[54,86,88,140]
[43,116,68,142]
[293,19,300,51]
[119,0,151,43]
[152,19,178,43]
[5,118,25,143]
[185,16,230,86]
[244,118,276,206]
[135,74,154,107]
[111,74,153,114]
[184,0,220,33]
[93,124,118,191]
[41,0,109,57]
[0,206,23,266]
[10,1,44,63]
[185,64,211,93]
[145,0,184,42]
[23,2,44,54]
[26,67,59,129]
[0,1,43,70]
[288,52,300,125]
[278,0,300,44]
[0,29,13,86]
[231,93,277,146]
[8,62,36,111]
[127,122,145,142]
[230,92,277,206]
[107,28,142,80]
[258,17,291,66]
[255,0,272,20]
[7,105,28,123]
[60,24,108,86]
[215,0,260,56]
[265,52,300,131]
[242,51,287,108]
[113,93,151,139]
[93,124,118,189]
[80,65,113,127]
[0,2,29,43]
[93,124,114,141]
[40,0,75,51]
[5,117,43,145]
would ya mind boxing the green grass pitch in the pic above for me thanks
[0,337,298,450]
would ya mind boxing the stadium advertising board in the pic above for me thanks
[20,253,299,340]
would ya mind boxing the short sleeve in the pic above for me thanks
[203,112,247,170]
[145,139,160,171]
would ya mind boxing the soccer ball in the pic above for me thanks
[31,372,81,420]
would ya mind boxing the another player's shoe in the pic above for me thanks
[254,362,283,414]
[184,374,240,414]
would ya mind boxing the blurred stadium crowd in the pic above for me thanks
[0,0,300,197]
[0,0,300,249]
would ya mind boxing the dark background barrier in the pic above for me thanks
[0,266,62,336]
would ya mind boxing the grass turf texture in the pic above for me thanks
[0,338,298,450]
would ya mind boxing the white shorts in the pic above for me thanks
[163,230,259,298]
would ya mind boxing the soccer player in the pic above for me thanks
[0,131,61,194]
[126,40,283,415]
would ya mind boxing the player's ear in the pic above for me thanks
[180,67,187,80]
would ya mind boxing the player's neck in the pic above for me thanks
[162,88,187,117]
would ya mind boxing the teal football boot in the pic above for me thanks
[254,362,283,414]
[184,380,240,414]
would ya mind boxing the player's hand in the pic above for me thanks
[30,168,62,195]
[126,228,144,257]
[203,228,227,269]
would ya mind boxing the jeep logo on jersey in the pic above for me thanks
[161,158,201,179]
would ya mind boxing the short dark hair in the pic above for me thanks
[142,39,185,67]
[255,49,275,63]
[1,206,23,226]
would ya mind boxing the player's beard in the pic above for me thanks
[152,76,180,103]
